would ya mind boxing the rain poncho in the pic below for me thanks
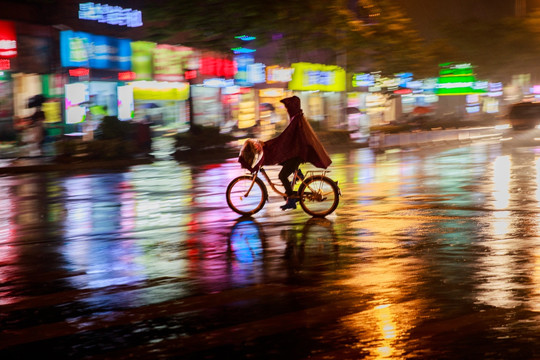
[239,96,332,172]
[261,110,332,170]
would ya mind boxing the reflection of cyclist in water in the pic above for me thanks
[282,218,338,277]
[227,217,266,263]
[226,217,338,283]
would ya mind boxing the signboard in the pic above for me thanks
[0,59,9,70]
[42,101,62,123]
[266,65,293,83]
[42,74,67,98]
[436,62,486,96]
[153,45,193,82]
[65,83,89,124]
[352,73,375,87]
[117,85,134,120]
[0,20,17,58]
[289,62,345,92]
[60,30,131,70]
[131,41,155,80]
[199,57,236,77]
[79,2,143,27]
[130,81,189,101]
[234,53,253,86]
[247,63,266,84]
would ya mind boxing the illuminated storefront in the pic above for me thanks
[60,30,133,134]
[190,56,237,129]
[191,84,223,128]
[436,63,487,118]
[258,87,292,140]
[130,41,195,133]
[256,66,294,138]
[130,80,189,132]
[0,20,16,136]
[288,62,346,129]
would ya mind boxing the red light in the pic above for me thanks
[0,21,17,58]
[0,59,10,70]
[118,71,136,81]
[69,68,90,77]
[185,70,197,80]
[394,88,412,95]
[199,57,236,77]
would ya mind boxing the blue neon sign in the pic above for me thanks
[60,30,131,70]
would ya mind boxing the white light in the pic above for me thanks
[79,2,143,27]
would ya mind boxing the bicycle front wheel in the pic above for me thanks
[298,176,340,217]
[226,175,268,216]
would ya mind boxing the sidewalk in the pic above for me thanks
[0,141,154,175]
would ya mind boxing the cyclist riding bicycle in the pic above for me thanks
[239,96,332,211]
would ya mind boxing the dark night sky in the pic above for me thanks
[396,0,536,39]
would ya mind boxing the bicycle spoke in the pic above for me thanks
[226,176,267,215]
[298,176,339,217]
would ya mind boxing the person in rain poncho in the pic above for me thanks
[239,95,332,210]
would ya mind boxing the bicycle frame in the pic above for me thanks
[243,167,332,199]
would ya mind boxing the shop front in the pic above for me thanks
[190,55,237,130]
[130,41,196,134]
[256,65,294,139]
[64,71,128,137]
[60,30,132,135]
[435,63,487,118]
[0,20,17,138]
[191,82,225,129]
[130,80,189,134]
[288,62,346,130]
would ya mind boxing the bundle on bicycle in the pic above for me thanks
[226,96,340,218]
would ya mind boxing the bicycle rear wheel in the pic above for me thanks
[226,175,268,216]
[297,175,340,217]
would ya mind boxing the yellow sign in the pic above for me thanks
[289,62,346,92]
[42,101,62,123]
[131,81,190,101]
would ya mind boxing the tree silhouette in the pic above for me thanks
[144,0,431,76]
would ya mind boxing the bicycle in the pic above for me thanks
[226,166,341,217]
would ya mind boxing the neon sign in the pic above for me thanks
[184,70,197,80]
[289,62,346,92]
[69,68,90,76]
[60,31,131,70]
[231,47,256,54]
[307,70,335,86]
[352,73,375,87]
[0,21,17,58]
[0,59,10,70]
[235,35,256,41]
[199,57,236,77]
[79,2,143,27]
[118,71,136,81]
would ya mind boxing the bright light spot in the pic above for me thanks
[492,156,511,209]
[377,346,392,357]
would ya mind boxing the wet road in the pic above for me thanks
[1,140,540,359]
